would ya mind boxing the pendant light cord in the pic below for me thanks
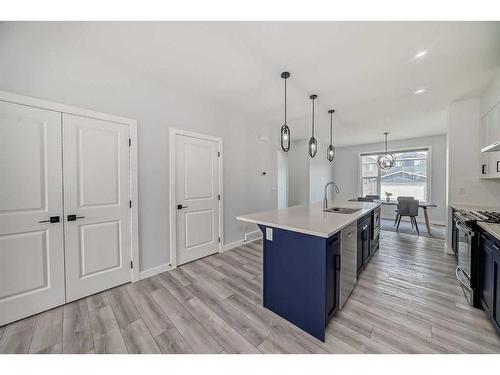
[312,97,315,136]
[284,77,287,125]
[330,112,333,145]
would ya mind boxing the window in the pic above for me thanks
[360,148,429,201]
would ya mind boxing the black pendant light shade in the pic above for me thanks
[327,109,336,162]
[377,132,396,170]
[308,94,318,158]
[280,72,291,152]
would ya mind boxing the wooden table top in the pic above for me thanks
[349,198,437,208]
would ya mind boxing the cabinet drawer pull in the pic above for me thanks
[497,161,500,173]
[336,254,341,271]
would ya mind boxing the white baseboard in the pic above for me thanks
[139,262,174,280]
[443,242,455,255]
[244,230,262,242]
[223,239,244,252]
[223,231,262,252]
[141,231,263,278]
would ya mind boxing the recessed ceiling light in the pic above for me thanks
[414,89,426,95]
[415,50,428,59]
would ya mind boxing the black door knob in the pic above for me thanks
[38,216,60,223]
[67,214,85,221]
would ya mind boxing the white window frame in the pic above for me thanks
[357,145,432,203]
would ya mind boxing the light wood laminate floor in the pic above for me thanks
[1,230,499,354]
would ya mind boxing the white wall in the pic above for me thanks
[447,98,500,207]
[0,23,278,274]
[445,95,500,248]
[287,139,335,206]
[277,151,288,209]
[332,134,448,224]
[309,154,334,203]
[288,139,310,206]
[480,68,500,117]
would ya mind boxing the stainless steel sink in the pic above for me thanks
[323,207,361,214]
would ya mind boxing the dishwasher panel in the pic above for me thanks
[340,222,358,309]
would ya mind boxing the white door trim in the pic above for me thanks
[0,90,140,282]
[169,128,224,268]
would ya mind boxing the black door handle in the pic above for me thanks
[67,214,85,221]
[38,216,60,223]
[177,204,188,210]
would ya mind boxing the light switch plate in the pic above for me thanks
[266,227,273,241]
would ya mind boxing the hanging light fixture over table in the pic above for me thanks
[308,94,318,158]
[377,132,396,170]
[280,72,291,152]
[327,109,336,162]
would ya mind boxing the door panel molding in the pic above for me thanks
[0,100,65,326]
[169,128,223,269]
[63,114,132,302]
[0,90,139,325]
[0,90,139,284]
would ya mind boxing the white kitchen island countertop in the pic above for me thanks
[478,222,500,241]
[237,200,381,238]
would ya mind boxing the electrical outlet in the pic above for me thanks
[266,227,273,241]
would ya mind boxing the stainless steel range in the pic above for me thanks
[453,209,500,306]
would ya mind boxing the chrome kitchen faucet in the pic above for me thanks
[323,181,340,209]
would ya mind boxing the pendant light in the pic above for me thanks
[280,72,291,152]
[308,94,318,158]
[327,109,336,162]
[377,132,396,170]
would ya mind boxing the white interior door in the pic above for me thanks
[0,101,65,325]
[175,133,220,265]
[63,114,131,302]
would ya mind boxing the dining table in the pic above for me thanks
[349,198,437,235]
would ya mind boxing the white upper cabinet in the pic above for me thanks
[481,103,500,153]
[480,103,500,178]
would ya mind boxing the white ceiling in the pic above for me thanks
[29,22,500,146]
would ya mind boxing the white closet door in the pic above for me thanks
[0,101,65,325]
[62,114,131,302]
[175,134,220,265]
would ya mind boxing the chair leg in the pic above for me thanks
[396,215,402,232]
[410,217,414,228]
[394,214,399,226]
[414,217,420,236]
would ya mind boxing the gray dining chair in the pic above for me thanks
[394,196,415,225]
[396,199,420,235]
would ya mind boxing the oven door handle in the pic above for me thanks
[456,266,473,306]
[456,266,470,288]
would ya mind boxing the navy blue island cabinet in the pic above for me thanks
[258,224,340,342]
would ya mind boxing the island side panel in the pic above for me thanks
[259,225,328,342]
